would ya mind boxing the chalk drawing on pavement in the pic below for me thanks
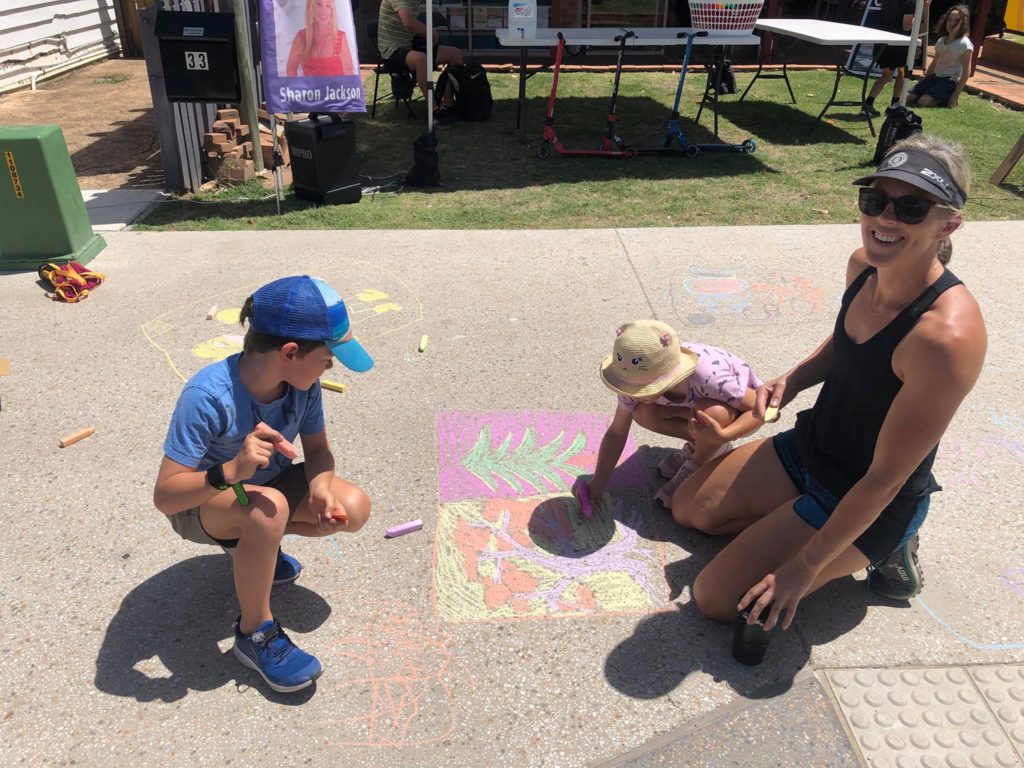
[434,411,668,622]
[671,268,827,327]
[323,606,458,747]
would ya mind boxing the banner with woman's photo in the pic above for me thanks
[260,0,365,113]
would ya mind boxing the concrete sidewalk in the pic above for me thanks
[1,223,1022,767]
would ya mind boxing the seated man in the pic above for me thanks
[377,0,463,122]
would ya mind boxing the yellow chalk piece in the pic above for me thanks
[356,289,388,302]
[321,380,347,393]
[418,335,428,353]
[0,357,10,376]
[215,308,241,325]
[764,406,780,423]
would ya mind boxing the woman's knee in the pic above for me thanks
[691,567,737,623]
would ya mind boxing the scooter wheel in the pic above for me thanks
[536,142,552,160]
[742,139,757,153]
[685,144,700,158]
[625,148,639,158]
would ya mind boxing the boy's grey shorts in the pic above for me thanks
[167,463,309,547]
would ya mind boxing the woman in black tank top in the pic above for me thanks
[670,135,987,636]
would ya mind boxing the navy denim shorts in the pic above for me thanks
[772,430,929,564]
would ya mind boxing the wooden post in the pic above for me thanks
[969,0,992,77]
[990,134,1024,186]
[231,0,264,172]
[138,5,185,191]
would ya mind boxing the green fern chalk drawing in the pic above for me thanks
[460,426,587,494]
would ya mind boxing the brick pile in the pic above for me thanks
[202,108,291,186]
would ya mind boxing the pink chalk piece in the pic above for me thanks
[275,437,298,460]
[572,477,593,518]
[385,519,424,538]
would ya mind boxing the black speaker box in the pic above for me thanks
[284,114,361,205]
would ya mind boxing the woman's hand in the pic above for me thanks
[754,375,793,421]
[947,93,960,108]
[738,556,818,631]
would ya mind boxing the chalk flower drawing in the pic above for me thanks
[460,425,586,494]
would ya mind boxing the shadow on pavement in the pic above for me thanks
[95,554,331,704]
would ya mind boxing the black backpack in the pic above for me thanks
[437,62,493,121]
[873,104,923,165]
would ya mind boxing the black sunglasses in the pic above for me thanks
[857,187,944,225]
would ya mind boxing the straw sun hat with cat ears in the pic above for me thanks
[600,320,699,399]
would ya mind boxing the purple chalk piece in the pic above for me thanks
[572,477,593,518]
[385,519,424,538]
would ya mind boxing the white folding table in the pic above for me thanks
[739,19,912,135]
[495,27,760,138]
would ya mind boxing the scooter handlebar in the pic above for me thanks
[676,30,710,39]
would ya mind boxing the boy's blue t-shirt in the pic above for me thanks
[163,353,325,485]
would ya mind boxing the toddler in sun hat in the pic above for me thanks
[575,319,769,512]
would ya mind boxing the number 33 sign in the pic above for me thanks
[184,51,209,70]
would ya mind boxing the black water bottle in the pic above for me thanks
[731,604,774,666]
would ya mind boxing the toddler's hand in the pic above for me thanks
[572,477,594,518]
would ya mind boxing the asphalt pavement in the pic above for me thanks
[1,216,1022,767]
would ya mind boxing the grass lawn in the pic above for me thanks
[136,67,1023,230]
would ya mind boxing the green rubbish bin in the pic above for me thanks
[0,125,105,271]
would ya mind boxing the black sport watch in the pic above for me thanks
[206,463,229,490]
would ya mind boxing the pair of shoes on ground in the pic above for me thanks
[221,546,302,586]
[868,533,924,600]
[654,442,733,508]
[224,546,320,692]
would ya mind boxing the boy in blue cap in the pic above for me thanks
[153,275,373,693]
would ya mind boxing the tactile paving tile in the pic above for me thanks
[968,666,1024,763]
[825,667,1023,768]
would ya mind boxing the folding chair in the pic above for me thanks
[366,13,457,119]
[366,19,416,118]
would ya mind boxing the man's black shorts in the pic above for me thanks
[386,38,442,73]
[876,43,908,71]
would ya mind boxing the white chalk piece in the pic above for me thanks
[418,335,429,353]
[206,305,218,320]
[385,519,423,538]
[764,406,780,423]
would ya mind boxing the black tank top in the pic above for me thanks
[794,266,963,522]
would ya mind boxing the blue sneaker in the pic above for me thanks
[232,618,323,693]
[273,548,302,585]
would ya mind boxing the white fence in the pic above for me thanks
[0,0,122,94]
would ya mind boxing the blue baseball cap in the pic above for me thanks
[251,275,374,372]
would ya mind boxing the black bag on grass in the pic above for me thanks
[406,129,441,187]
[873,104,923,165]
[437,62,493,121]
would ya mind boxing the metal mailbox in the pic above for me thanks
[154,10,241,103]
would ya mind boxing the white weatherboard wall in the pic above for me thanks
[0,0,122,94]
